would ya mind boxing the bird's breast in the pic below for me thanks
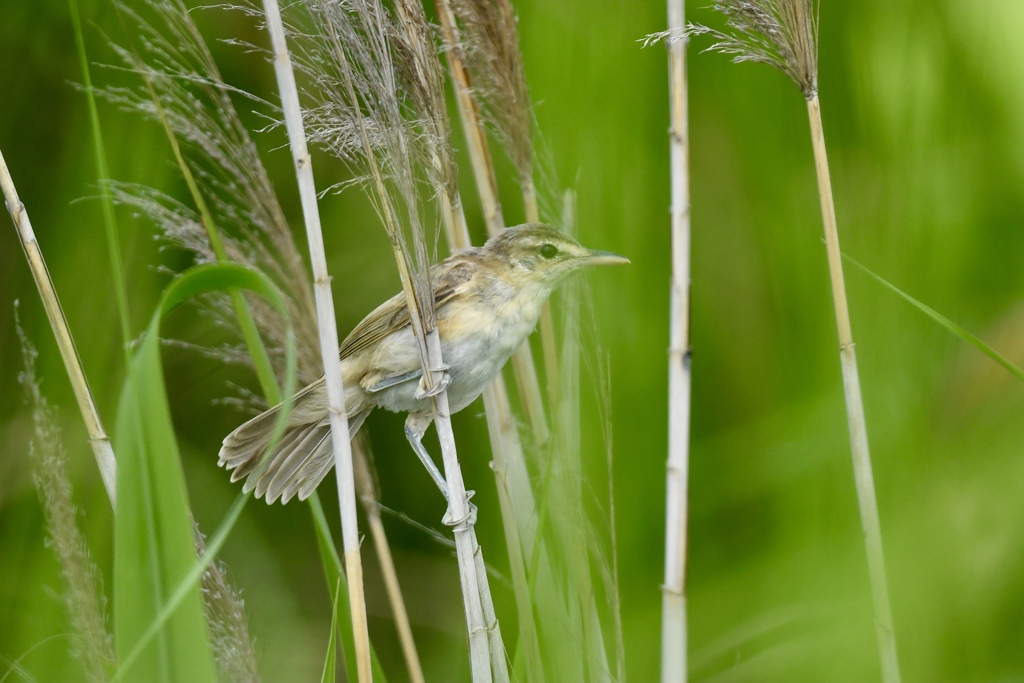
[436,293,542,412]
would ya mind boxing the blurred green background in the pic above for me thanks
[3,1,1024,681]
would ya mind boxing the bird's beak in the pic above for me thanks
[581,250,630,266]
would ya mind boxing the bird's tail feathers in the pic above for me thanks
[218,379,370,504]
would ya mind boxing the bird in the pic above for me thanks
[218,223,628,504]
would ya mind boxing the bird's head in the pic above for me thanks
[483,223,629,291]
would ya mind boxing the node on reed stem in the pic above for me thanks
[659,0,692,681]
[1,146,118,507]
[260,1,371,680]
[286,1,506,678]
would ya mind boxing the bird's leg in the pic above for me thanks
[404,413,449,498]
[414,362,451,399]
[404,413,477,526]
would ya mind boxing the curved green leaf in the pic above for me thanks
[114,263,296,683]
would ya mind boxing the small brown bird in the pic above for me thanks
[218,223,628,504]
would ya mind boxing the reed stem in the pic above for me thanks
[662,2,691,682]
[806,94,901,683]
[1,147,118,508]
[261,2,370,680]
[522,177,560,411]
[445,196,542,680]
[353,442,425,683]
[433,0,550,447]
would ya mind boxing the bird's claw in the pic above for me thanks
[442,489,478,528]
[415,366,452,400]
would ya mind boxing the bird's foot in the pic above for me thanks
[415,364,451,400]
[442,489,478,529]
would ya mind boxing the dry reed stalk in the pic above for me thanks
[439,8,622,677]
[431,6,569,669]
[260,2,371,680]
[390,5,542,666]
[449,0,560,410]
[397,3,542,664]
[678,2,901,679]
[661,0,691,681]
[433,0,550,447]
[289,2,503,678]
[352,439,425,683]
[387,4,537,669]
[806,93,900,682]
[1,146,118,508]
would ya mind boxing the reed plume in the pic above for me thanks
[17,314,115,683]
[439,4,624,679]
[103,0,322,382]
[283,1,507,679]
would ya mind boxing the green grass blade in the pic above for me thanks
[309,494,388,683]
[845,255,1024,382]
[113,263,296,683]
[114,314,216,682]
[69,0,132,359]
[114,492,248,681]
[321,577,343,683]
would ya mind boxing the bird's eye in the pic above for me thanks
[539,244,558,259]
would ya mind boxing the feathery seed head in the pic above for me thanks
[674,0,819,99]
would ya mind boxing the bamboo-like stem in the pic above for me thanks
[433,0,549,447]
[445,192,542,680]
[422,27,539,671]
[662,1,691,681]
[1,147,118,508]
[424,330,495,683]
[806,94,900,683]
[260,3,370,681]
[450,195,585,682]
[353,443,425,683]
[328,19,493,681]
[473,542,510,683]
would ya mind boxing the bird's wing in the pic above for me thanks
[339,258,476,361]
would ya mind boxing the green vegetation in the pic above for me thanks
[3,1,1024,681]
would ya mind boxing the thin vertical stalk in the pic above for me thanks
[473,543,510,683]
[354,443,425,683]
[1,147,118,508]
[433,0,549,447]
[446,195,543,681]
[426,33,568,677]
[522,181,560,413]
[70,0,132,361]
[424,331,496,683]
[260,3,370,681]
[662,1,691,682]
[806,94,900,683]
[328,28,496,678]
